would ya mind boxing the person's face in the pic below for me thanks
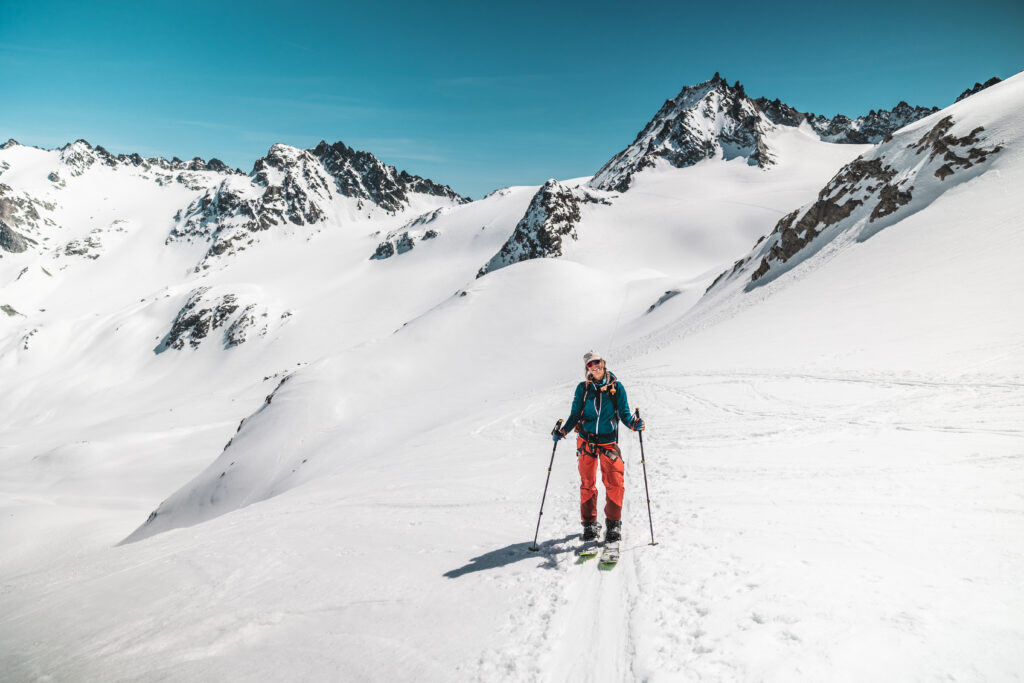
[587,359,605,379]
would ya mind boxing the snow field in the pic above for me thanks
[2,73,1024,681]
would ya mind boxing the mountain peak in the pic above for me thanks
[310,139,469,210]
[956,77,1001,103]
[590,75,770,192]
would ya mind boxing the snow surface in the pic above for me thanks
[1,73,1023,681]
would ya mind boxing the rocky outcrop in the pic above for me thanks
[801,102,939,144]
[592,80,938,193]
[62,233,104,259]
[312,141,468,212]
[913,116,1002,181]
[591,74,775,192]
[956,77,1001,103]
[156,287,291,352]
[168,142,467,270]
[0,184,54,253]
[0,221,32,253]
[646,289,682,313]
[587,72,939,194]
[736,115,1003,286]
[370,207,448,259]
[477,180,610,276]
[168,145,334,269]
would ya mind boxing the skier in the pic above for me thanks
[553,350,645,544]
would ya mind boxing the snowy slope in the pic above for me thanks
[2,73,1023,682]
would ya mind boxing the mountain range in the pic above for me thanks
[1,71,1021,682]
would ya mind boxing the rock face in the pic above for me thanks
[706,114,1003,290]
[590,73,941,193]
[312,141,467,212]
[956,77,1001,103]
[370,207,448,260]
[477,180,610,276]
[591,74,775,192]
[156,287,292,352]
[765,101,940,144]
[0,184,54,253]
[55,139,239,182]
[169,142,469,270]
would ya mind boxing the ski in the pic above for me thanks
[574,540,601,560]
[598,542,620,569]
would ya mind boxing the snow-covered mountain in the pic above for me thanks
[590,73,937,192]
[705,105,1004,294]
[1,137,467,268]
[476,179,612,277]
[2,72,1023,682]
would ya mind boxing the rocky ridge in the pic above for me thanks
[157,286,292,352]
[312,141,466,212]
[0,184,56,254]
[757,99,939,144]
[477,180,611,277]
[705,114,1003,292]
[591,73,940,193]
[370,207,449,260]
[956,77,1002,103]
[590,74,774,192]
[169,142,469,270]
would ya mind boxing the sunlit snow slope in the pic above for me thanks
[1,74,1022,682]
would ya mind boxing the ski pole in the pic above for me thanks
[636,409,658,546]
[529,419,563,552]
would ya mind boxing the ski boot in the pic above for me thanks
[604,519,622,543]
[581,521,602,542]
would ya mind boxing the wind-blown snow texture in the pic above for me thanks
[2,73,1023,682]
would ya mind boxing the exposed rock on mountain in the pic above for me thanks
[802,102,939,144]
[956,77,1001,102]
[590,73,942,194]
[370,207,448,260]
[168,142,467,270]
[312,141,468,212]
[156,287,291,352]
[706,114,1003,291]
[591,74,774,192]
[755,99,939,144]
[62,232,104,259]
[477,180,611,276]
[168,145,342,269]
[647,289,682,313]
[1,184,55,253]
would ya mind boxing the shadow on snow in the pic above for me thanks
[444,534,578,578]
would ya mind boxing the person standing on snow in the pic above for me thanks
[553,350,645,543]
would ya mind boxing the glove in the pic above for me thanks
[630,418,645,432]
[552,427,566,442]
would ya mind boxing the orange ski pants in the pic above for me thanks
[577,438,624,523]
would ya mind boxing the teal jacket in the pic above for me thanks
[563,372,637,442]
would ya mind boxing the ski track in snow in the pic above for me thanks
[466,370,1024,682]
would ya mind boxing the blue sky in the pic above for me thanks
[3,0,1022,199]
